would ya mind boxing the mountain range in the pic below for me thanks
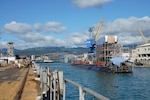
[1,43,138,56]
[14,47,89,56]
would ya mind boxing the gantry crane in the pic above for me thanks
[86,17,104,53]
[138,28,150,43]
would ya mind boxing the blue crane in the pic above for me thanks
[86,17,104,54]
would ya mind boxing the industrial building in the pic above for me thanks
[136,43,150,60]
[132,43,150,67]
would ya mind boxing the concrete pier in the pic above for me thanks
[0,66,38,100]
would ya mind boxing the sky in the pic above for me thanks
[0,0,150,49]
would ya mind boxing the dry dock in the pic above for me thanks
[0,66,38,100]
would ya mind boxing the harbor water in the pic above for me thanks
[38,62,150,100]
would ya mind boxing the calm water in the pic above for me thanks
[38,62,150,100]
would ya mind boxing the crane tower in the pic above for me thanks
[7,42,14,57]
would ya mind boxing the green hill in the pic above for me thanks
[14,47,89,56]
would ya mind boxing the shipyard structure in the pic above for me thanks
[96,35,120,65]
[71,35,133,73]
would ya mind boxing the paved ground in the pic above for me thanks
[0,68,24,82]
[0,66,39,100]
[0,67,28,100]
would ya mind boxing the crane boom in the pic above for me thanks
[138,28,147,43]
[94,17,104,41]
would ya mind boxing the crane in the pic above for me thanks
[138,28,150,43]
[86,17,104,53]
[94,17,104,41]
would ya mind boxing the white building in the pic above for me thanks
[31,55,35,61]
[0,56,16,64]
[121,47,131,60]
[133,43,150,61]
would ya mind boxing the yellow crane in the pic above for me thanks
[138,28,150,43]
[94,17,104,41]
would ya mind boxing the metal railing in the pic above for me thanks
[33,62,109,100]
[63,78,109,100]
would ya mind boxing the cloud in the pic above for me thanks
[34,21,66,33]
[18,32,45,42]
[73,0,113,8]
[14,32,67,49]
[91,16,150,45]
[101,16,150,36]
[1,16,150,49]
[1,21,67,49]
[3,21,32,34]
[65,32,89,47]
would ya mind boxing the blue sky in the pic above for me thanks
[0,0,150,49]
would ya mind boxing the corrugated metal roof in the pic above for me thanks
[137,43,150,48]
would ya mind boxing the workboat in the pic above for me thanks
[71,35,133,73]
[43,59,53,63]
[105,57,133,73]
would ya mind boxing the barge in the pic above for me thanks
[71,35,133,73]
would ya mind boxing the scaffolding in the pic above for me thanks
[96,42,121,64]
